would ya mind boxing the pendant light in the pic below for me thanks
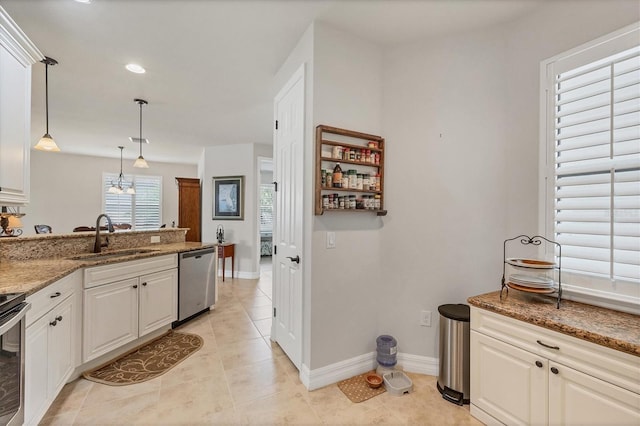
[109,146,135,194]
[34,57,61,152]
[133,98,149,168]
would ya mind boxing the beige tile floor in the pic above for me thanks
[40,259,481,425]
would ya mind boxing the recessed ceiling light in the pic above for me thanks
[74,0,92,4]
[125,63,146,74]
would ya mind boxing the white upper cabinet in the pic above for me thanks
[0,7,43,205]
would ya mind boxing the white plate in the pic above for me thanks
[509,274,554,288]
[506,258,556,269]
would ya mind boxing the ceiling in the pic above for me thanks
[2,0,542,165]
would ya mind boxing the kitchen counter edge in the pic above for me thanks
[0,242,216,296]
[468,290,639,357]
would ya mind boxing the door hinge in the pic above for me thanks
[273,245,277,255]
[275,120,278,130]
[273,181,278,192]
[273,307,276,317]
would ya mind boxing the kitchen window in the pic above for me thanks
[540,23,639,307]
[102,173,162,230]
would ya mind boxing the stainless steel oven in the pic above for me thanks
[0,293,30,426]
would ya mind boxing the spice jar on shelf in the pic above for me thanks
[333,163,343,188]
[332,146,342,159]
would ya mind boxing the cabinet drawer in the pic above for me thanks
[471,307,640,394]
[26,270,81,327]
[84,254,178,289]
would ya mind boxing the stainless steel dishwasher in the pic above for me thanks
[175,247,216,325]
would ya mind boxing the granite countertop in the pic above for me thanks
[0,242,215,296]
[468,290,640,357]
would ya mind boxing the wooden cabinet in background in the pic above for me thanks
[176,177,201,242]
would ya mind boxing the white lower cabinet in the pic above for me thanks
[138,269,178,336]
[471,331,547,425]
[83,255,178,362]
[25,272,80,425]
[83,277,139,361]
[548,361,640,426]
[471,307,640,426]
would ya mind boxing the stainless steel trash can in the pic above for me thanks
[437,303,470,405]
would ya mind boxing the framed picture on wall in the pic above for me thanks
[212,176,244,220]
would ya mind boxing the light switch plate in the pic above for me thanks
[150,235,160,243]
[326,231,336,249]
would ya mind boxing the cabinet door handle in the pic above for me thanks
[133,284,138,289]
[142,282,147,286]
[49,319,57,326]
[50,292,61,298]
[55,315,63,322]
[551,367,559,375]
[536,340,560,350]
[535,361,543,368]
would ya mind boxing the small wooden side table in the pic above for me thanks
[217,243,235,281]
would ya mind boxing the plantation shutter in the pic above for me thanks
[259,184,274,232]
[552,42,640,282]
[133,175,162,230]
[103,173,133,225]
[102,173,162,230]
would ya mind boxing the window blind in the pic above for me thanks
[553,45,640,282]
[259,184,274,233]
[103,173,162,230]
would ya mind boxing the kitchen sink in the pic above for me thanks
[69,249,159,261]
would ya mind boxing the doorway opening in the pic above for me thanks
[257,157,273,290]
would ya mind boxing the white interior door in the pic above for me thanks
[272,64,304,369]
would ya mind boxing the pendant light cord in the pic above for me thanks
[45,61,49,134]
[120,146,124,179]
[139,101,143,157]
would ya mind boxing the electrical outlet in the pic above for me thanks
[326,231,336,249]
[150,235,160,243]
[420,310,432,327]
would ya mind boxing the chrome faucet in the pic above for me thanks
[94,214,115,253]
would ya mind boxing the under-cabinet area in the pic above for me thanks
[470,307,640,426]
[315,125,387,216]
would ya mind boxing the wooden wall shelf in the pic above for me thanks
[315,125,386,216]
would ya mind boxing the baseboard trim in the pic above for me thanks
[397,352,439,376]
[301,352,376,391]
[299,351,439,391]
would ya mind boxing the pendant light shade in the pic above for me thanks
[109,146,135,194]
[34,57,60,152]
[133,98,149,168]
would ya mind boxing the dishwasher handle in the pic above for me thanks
[180,248,215,259]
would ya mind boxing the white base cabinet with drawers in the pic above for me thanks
[83,254,178,362]
[470,307,640,426]
[25,271,81,425]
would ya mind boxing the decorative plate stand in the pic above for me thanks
[500,235,562,308]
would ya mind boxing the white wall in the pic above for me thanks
[310,22,384,369]
[378,0,639,359]
[199,143,272,278]
[381,26,509,358]
[22,150,197,234]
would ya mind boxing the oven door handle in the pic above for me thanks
[0,302,31,335]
